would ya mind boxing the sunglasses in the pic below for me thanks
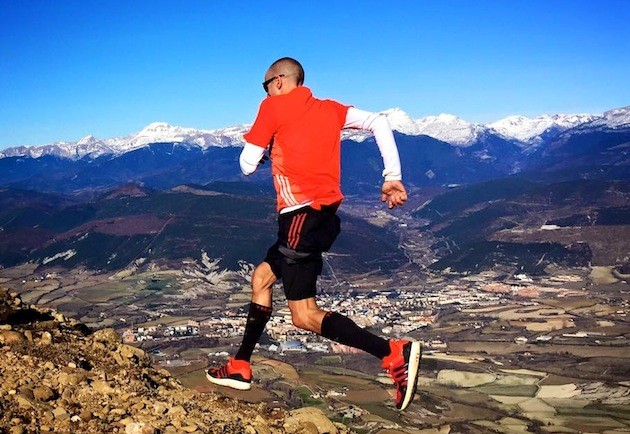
[262,74,285,93]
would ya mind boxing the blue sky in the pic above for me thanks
[1,0,629,149]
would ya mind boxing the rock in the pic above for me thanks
[40,331,53,345]
[52,407,69,420]
[79,409,93,421]
[3,376,17,390]
[0,330,27,345]
[61,388,75,401]
[23,330,34,343]
[125,422,145,434]
[153,402,168,415]
[68,361,77,369]
[19,387,34,399]
[284,407,338,434]
[120,344,145,359]
[180,424,198,433]
[92,328,120,348]
[35,320,59,331]
[132,401,146,411]
[92,341,107,351]
[113,351,126,366]
[299,422,320,434]
[58,371,86,386]
[10,426,24,434]
[14,394,34,409]
[157,368,171,377]
[0,324,12,330]
[167,405,187,417]
[71,415,81,423]
[33,386,55,402]
[91,380,115,394]
[252,415,272,434]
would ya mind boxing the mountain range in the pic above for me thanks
[1,105,628,198]
[2,106,628,161]
[1,104,628,275]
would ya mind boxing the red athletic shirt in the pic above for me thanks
[243,87,350,212]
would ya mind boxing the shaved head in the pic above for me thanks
[267,57,305,86]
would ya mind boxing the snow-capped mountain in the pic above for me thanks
[416,114,487,146]
[381,108,423,136]
[115,122,248,151]
[487,113,597,145]
[341,108,488,146]
[1,106,628,161]
[341,108,422,142]
[0,122,251,160]
[344,108,625,148]
[576,106,630,130]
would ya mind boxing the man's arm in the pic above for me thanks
[239,143,267,175]
[344,107,407,208]
[241,98,276,175]
[344,107,401,181]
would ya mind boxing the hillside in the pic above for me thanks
[0,184,406,275]
[414,178,630,274]
[0,288,351,433]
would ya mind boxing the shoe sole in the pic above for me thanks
[399,341,422,411]
[205,371,252,391]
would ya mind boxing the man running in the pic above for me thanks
[207,57,421,411]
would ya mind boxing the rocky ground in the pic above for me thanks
[0,287,351,434]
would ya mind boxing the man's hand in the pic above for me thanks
[381,180,408,209]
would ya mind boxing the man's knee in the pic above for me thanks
[251,263,275,295]
[291,311,310,331]
[289,305,319,331]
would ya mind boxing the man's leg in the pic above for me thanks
[289,296,422,411]
[234,262,276,362]
[287,297,390,359]
[206,262,277,390]
[281,249,390,359]
[281,207,421,410]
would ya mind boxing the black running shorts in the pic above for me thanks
[264,205,341,301]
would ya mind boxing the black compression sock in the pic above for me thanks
[235,302,272,362]
[320,311,391,360]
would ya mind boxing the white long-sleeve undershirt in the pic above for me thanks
[239,107,402,181]
[342,107,402,181]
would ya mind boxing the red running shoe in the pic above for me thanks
[381,340,422,411]
[206,357,252,390]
